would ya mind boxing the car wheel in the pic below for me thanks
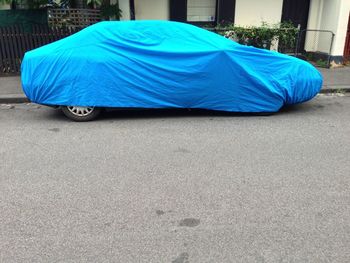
[61,106,102,122]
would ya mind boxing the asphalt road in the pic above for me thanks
[1,95,350,262]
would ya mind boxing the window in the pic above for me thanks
[187,0,216,22]
[169,0,235,24]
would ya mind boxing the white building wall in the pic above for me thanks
[306,0,350,57]
[234,0,283,26]
[117,0,131,20]
[306,0,323,30]
[306,0,332,53]
[112,0,350,60]
[134,0,169,20]
[332,0,350,56]
[319,0,342,54]
[305,0,321,52]
[0,4,11,9]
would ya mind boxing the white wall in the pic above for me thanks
[319,0,342,54]
[0,4,11,9]
[305,0,329,53]
[306,0,350,56]
[234,0,283,26]
[117,0,131,20]
[306,0,323,30]
[134,0,169,20]
[331,0,350,56]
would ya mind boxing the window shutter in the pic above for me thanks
[169,0,187,22]
[217,0,235,24]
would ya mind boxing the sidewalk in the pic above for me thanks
[0,76,26,103]
[318,67,350,93]
[0,67,350,103]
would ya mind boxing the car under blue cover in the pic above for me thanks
[21,20,322,115]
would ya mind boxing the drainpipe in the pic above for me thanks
[129,0,135,20]
[215,0,220,26]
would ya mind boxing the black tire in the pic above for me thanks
[61,106,102,122]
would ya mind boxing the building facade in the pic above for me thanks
[117,0,350,64]
[0,0,349,63]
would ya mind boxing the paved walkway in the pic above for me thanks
[0,76,24,103]
[0,66,349,103]
[318,67,350,92]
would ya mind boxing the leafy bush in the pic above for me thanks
[315,59,328,68]
[215,22,299,51]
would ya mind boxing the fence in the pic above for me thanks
[0,9,47,30]
[212,27,335,67]
[0,25,79,75]
[0,24,336,75]
[295,29,335,68]
[48,9,101,28]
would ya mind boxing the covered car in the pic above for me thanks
[21,20,322,121]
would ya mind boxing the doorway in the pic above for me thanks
[281,0,310,52]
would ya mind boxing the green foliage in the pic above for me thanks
[0,0,58,9]
[0,0,16,6]
[100,1,121,20]
[304,52,329,68]
[277,21,299,51]
[305,52,314,61]
[86,0,101,6]
[26,0,49,9]
[2,0,122,18]
[216,21,299,51]
[315,59,328,68]
[86,0,121,20]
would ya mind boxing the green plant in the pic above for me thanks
[0,0,59,9]
[276,21,299,52]
[336,89,346,95]
[315,59,328,68]
[100,0,121,20]
[86,0,100,7]
[0,0,15,8]
[217,21,298,51]
[305,52,314,61]
[26,0,49,9]
[86,0,121,20]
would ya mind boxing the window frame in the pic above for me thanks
[169,0,235,26]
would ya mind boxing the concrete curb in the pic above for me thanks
[319,86,350,94]
[0,94,29,104]
[0,87,349,104]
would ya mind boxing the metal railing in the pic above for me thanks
[208,27,299,55]
[295,29,335,68]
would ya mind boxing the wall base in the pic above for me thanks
[329,55,345,66]
[298,52,345,68]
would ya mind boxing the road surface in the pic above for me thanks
[1,95,350,262]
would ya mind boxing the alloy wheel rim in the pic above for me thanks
[67,106,94,117]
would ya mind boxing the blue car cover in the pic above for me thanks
[21,20,322,112]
